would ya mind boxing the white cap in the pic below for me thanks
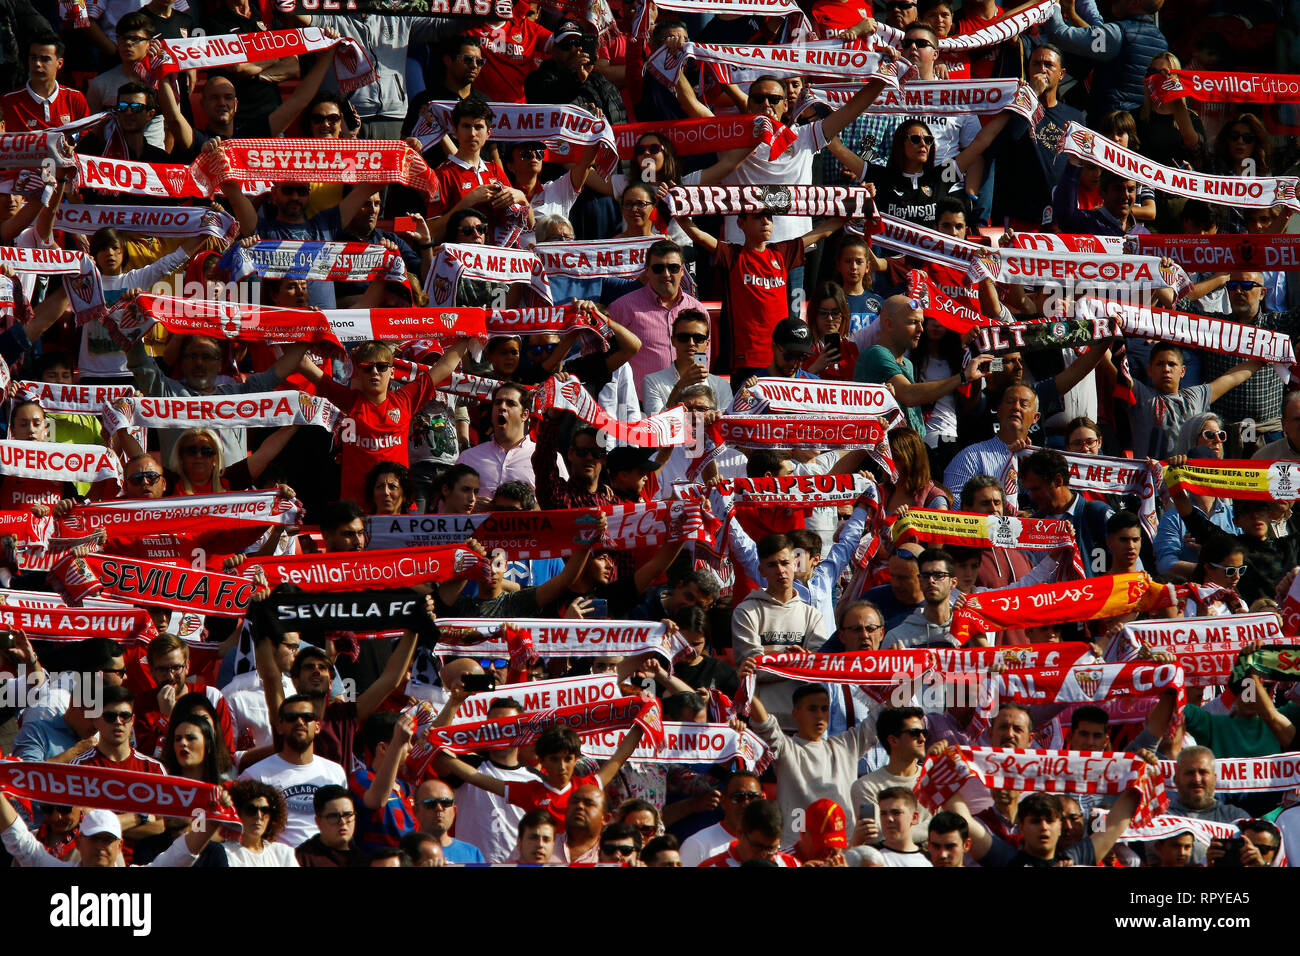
[78,809,123,840]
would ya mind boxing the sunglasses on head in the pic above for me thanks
[907,132,935,147]
[356,361,392,374]
[901,37,934,49]
[750,92,785,106]
[114,101,150,114]
[1225,280,1263,292]
[459,222,489,236]
[634,143,664,156]
[181,445,217,458]
[651,262,682,275]
[1228,130,1257,143]
[674,331,708,345]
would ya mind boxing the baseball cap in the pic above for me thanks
[804,798,847,850]
[553,20,585,42]
[606,446,658,474]
[79,809,123,840]
[773,318,814,355]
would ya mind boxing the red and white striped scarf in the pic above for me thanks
[426,243,552,306]
[84,553,259,617]
[58,490,302,541]
[1021,444,1162,540]
[139,27,377,95]
[75,152,207,199]
[486,307,612,355]
[196,139,442,199]
[915,745,1168,826]
[429,695,665,755]
[537,376,689,448]
[980,660,1186,726]
[876,0,1058,51]
[0,247,105,324]
[582,720,772,771]
[807,77,1042,127]
[434,618,692,662]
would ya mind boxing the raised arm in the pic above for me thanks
[268,42,340,137]
[821,77,889,142]
[356,628,419,722]
[674,215,718,254]
[596,722,646,787]
[361,714,413,809]
[1207,359,1262,403]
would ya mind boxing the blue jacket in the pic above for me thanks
[1043,0,1168,112]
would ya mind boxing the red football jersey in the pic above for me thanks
[0,476,63,510]
[70,747,166,776]
[316,375,441,505]
[700,842,801,867]
[504,772,601,831]
[468,15,552,103]
[2,85,88,132]
[429,154,514,240]
[716,239,805,370]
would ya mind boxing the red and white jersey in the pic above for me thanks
[467,14,552,103]
[2,84,89,131]
[429,154,512,225]
[700,841,801,867]
[70,747,167,776]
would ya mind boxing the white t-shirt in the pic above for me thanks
[224,841,301,867]
[879,845,933,867]
[239,753,347,847]
[222,673,296,750]
[451,758,537,863]
[721,122,828,244]
[680,820,734,867]
[910,112,981,167]
[524,174,581,248]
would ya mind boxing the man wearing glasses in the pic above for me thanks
[1204,271,1300,454]
[296,785,367,866]
[679,769,764,866]
[882,548,960,648]
[524,21,626,127]
[70,684,168,847]
[414,778,485,863]
[240,694,348,847]
[85,12,166,148]
[850,707,932,844]
[610,239,706,383]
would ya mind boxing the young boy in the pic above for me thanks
[303,339,474,505]
[677,211,844,381]
[427,98,529,245]
[434,723,644,832]
[1130,344,1259,460]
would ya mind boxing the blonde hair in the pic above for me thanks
[1139,51,1184,122]
[168,428,225,494]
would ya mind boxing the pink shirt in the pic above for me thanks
[455,436,538,499]
[609,284,708,384]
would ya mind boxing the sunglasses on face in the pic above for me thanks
[278,185,310,197]
[516,148,545,161]
[556,38,587,51]
[38,804,73,814]
[282,711,317,723]
[907,133,935,147]
[1225,281,1263,292]
[310,112,343,125]
[900,727,928,738]
[1209,562,1247,577]
[181,445,217,458]
[601,843,637,857]
[571,445,606,459]
[127,472,162,484]
[729,790,762,804]
[750,92,786,106]
[674,331,708,345]
[420,797,456,809]
[323,810,355,822]
[1228,131,1257,143]
[240,804,272,817]
[459,222,489,236]
[114,101,150,114]
[528,343,558,357]
[634,143,664,156]
[102,711,133,724]
[119,35,151,45]
[356,361,392,374]
[902,37,935,49]
[477,658,509,670]
[458,54,485,67]
[651,262,682,275]
[1202,429,1228,443]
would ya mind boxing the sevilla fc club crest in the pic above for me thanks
[1075,668,1103,699]
[387,408,401,424]
[1070,128,1095,153]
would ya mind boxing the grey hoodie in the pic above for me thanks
[732,588,824,729]
[314,15,451,120]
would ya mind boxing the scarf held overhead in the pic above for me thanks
[429,695,664,754]
[246,545,484,592]
[102,391,341,434]
[1165,458,1300,501]
[84,553,259,617]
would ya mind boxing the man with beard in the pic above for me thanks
[240,695,348,847]
[554,783,609,864]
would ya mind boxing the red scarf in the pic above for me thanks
[1152,70,1300,106]
[908,270,989,335]
[1134,233,1300,273]
[106,294,346,357]
[982,661,1186,725]
[196,138,442,200]
[247,545,485,592]
[428,696,664,754]
[84,554,259,618]
[433,618,692,662]
[59,491,301,542]
[538,376,689,448]
[673,472,872,509]
[734,650,933,716]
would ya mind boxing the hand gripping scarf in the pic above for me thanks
[54,203,238,245]
[0,247,106,325]
[875,0,1059,51]
[102,391,341,435]
[733,649,934,716]
[426,243,552,306]
[432,618,693,663]
[672,472,874,509]
[195,139,442,200]
[582,720,772,771]
[914,745,1168,826]
[536,376,689,447]
[429,695,665,755]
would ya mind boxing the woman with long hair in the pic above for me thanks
[225,780,299,866]
[802,281,859,381]
[835,119,970,224]
[365,462,415,516]
[1187,534,1250,616]
[881,427,953,516]
[1135,51,1206,169]
[157,690,237,766]
[907,316,965,468]
[161,425,299,496]
[1210,113,1272,178]
[163,716,235,783]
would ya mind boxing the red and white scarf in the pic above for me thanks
[1059,122,1300,212]
[412,101,619,177]
[426,243,552,306]
[632,0,812,41]
[1074,295,1297,381]
[434,618,692,662]
[736,377,901,421]
[537,376,689,447]
[811,78,1042,127]
[429,695,665,754]
[595,115,776,161]
[915,745,1168,826]
[453,673,621,722]
[876,0,1059,51]
[1117,613,1286,659]
[75,153,207,199]
[534,235,662,281]
[246,545,484,592]
[981,660,1185,725]
[0,439,121,487]
[196,139,442,200]
[908,269,988,334]
[140,27,377,95]
[709,415,886,449]
[0,511,55,550]
[0,598,156,643]
[319,307,487,345]
[582,720,772,771]
[106,294,346,357]
[58,490,302,541]
[951,572,1175,643]
[966,245,1191,295]
[0,130,76,169]
[1164,458,1300,501]
[54,203,239,245]
[84,553,259,617]
[873,214,986,270]
[486,307,612,354]
[1102,813,1240,847]
[646,41,903,88]
[733,649,932,716]
[1020,444,1162,540]
[0,247,105,324]
[1156,753,1300,794]
[892,507,1079,552]
[0,760,240,826]
[1133,233,1300,273]
[219,240,405,284]
[102,391,341,434]
[673,472,873,508]
[664,184,876,219]
[1151,70,1300,107]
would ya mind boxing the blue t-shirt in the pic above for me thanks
[846,291,883,335]
[441,838,486,864]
